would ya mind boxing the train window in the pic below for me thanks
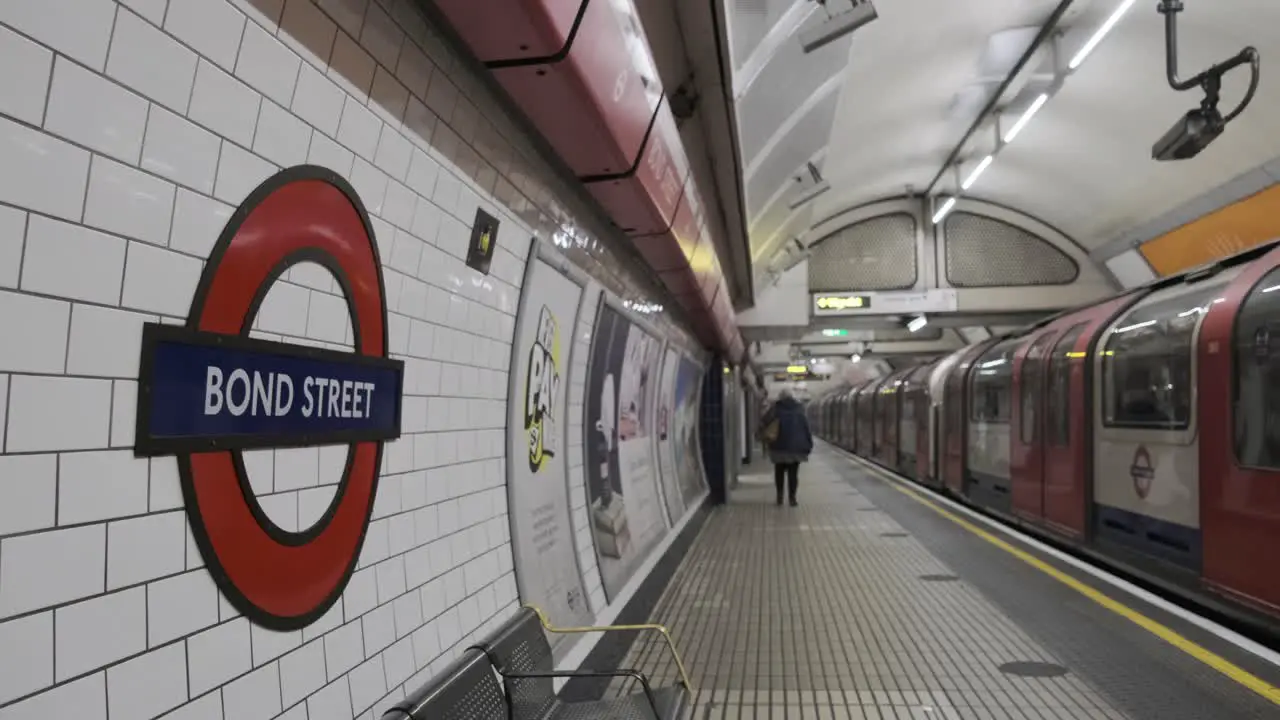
[1020,334,1056,444]
[970,342,1016,424]
[1234,269,1280,468]
[1103,288,1217,430]
[1047,324,1087,446]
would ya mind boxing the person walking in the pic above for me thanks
[759,389,814,506]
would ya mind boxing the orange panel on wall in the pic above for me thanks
[1140,184,1280,276]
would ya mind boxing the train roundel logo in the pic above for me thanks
[133,166,404,631]
[1130,445,1155,500]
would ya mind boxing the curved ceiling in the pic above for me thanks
[729,0,1280,270]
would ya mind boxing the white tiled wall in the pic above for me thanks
[0,0,698,718]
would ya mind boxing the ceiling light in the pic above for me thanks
[931,197,956,224]
[1069,0,1137,70]
[961,155,993,190]
[1003,93,1049,143]
[907,315,928,333]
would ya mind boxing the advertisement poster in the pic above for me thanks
[674,355,708,508]
[506,255,591,631]
[584,304,668,600]
[655,348,684,525]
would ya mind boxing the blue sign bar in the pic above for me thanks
[136,324,404,455]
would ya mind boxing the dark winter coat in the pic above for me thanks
[762,396,813,464]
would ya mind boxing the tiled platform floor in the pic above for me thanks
[609,449,1129,719]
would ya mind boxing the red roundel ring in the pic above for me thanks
[181,165,388,630]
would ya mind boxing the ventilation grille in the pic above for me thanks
[944,212,1078,287]
[808,213,918,291]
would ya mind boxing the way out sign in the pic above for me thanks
[134,166,404,631]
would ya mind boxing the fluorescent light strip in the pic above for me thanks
[1003,93,1049,143]
[961,155,993,190]
[1069,0,1138,70]
[931,197,956,224]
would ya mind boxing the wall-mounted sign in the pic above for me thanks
[811,289,959,316]
[466,207,500,274]
[136,326,402,454]
[134,166,404,631]
[814,294,872,311]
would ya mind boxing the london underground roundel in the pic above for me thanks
[134,166,405,630]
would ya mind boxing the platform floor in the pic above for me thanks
[609,443,1280,719]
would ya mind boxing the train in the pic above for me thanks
[807,240,1280,638]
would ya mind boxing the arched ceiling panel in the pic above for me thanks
[728,0,802,68]
[737,12,851,168]
[970,0,1280,248]
[745,88,839,212]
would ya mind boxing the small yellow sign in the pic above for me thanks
[814,294,871,311]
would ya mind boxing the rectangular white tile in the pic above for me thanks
[187,618,251,696]
[45,56,149,164]
[0,291,69,374]
[236,20,301,107]
[306,676,354,720]
[0,611,53,706]
[253,100,312,168]
[0,454,57,536]
[120,241,203,316]
[106,641,188,720]
[58,449,149,525]
[143,106,222,195]
[0,524,105,618]
[0,117,91,222]
[21,215,127,305]
[84,155,177,248]
[213,142,277,204]
[337,95,383,162]
[5,375,112,453]
[106,511,186,589]
[0,0,116,71]
[223,662,283,720]
[0,672,104,720]
[67,303,153,379]
[0,22,54,125]
[188,59,262,148]
[111,380,139,448]
[107,7,199,114]
[148,570,220,647]
[54,587,146,681]
[170,189,234,258]
[165,0,247,71]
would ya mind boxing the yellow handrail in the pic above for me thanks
[524,604,694,693]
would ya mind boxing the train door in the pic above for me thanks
[882,373,901,467]
[944,340,1000,494]
[1012,331,1056,522]
[1199,248,1280,613]
[844,387,860,450]
[1042,323,1088,537]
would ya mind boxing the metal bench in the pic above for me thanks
[382,648,507,720]
[477,606,690,720]
[383,605,692,720]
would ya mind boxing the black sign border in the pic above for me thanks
[135,322,404,457]
[466,206,500,275]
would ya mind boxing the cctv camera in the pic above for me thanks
[1151,106,1224,161]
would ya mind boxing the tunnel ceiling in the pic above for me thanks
[730,0,1279,270]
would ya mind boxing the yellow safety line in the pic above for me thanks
[853,458,1280,707]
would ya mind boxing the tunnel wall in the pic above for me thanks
[0,0,717,717]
